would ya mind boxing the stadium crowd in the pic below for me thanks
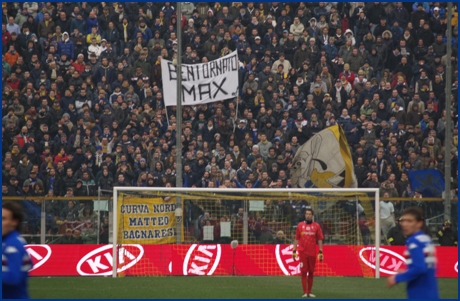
[1,2,458,240]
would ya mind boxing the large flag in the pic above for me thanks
[408,170,445,197]
[161,51,239,106]
[291,125,357,188]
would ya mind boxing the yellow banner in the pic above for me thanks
[118,197,181,244]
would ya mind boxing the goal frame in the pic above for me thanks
[112,187,381,278]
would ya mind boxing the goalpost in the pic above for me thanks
[112,187,381,278]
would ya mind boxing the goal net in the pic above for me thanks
[112,187,381,278]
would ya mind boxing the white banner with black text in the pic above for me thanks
[161,51,239,106]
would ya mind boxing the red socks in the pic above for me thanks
[307,273,314,294]
[301,274,307,293]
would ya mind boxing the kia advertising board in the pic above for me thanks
[25,245,52,272]
[27,245,458,278]
[76,245,144,276]
[183,244,222,276]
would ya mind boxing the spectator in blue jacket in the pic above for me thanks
[132,18,153,42]
[412,2,431,14]
[86,11,99,34]
[70,13,86,35]
[58,32,74,60]
[344,113,362,145]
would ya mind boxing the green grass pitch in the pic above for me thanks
[29,276,458,299]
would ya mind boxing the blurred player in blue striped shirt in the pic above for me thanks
[387,207,439,299]
[3,202,32,299]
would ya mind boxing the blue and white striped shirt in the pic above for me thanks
[395,230,439,299]
[2,230,32,299]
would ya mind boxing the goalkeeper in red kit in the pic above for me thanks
[292,208,324,298]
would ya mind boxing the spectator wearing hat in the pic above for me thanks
[430,8,443,34]
[147,28,165,53]
[437,220,458,246]
[293,41,309,70]
[59,228,76,244]
[318,90,335,113]
[251,36,265,61]
[234,7,249,28]
[133,18,153,42]
[18,23,34,49]
[135,158,150,178]
[98,7,112,32]
[389,3,409,29]
[389,20,404,43]
[370,15,394,37]
[418,22,435,47]
[72,54,86,74]
[212,17,226,36]
[58,32,74,61]
[27,168,44,192]
[70,12,86,35]
[277,26,289,44]
[242,72,258,96]
[160,2,175,20]
[235,32,249,57]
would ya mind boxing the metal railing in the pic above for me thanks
[4,188,113,244]
[3,193,457,246]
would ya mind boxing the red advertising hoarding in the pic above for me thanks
[25,244,458,278]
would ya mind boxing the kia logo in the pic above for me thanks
[275,244,300,276]
[183,244,221,276]
[455,262,458,273]
[76,245,144,276]
[359,247,406,275]
[25,245,52,271]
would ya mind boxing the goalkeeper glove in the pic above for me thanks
[292,250,298,260]
[318,250,324,262]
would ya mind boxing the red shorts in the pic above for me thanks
[299,253,316,274]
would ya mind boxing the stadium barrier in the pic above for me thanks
[3,195,456,246]
[25,244,458,278]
